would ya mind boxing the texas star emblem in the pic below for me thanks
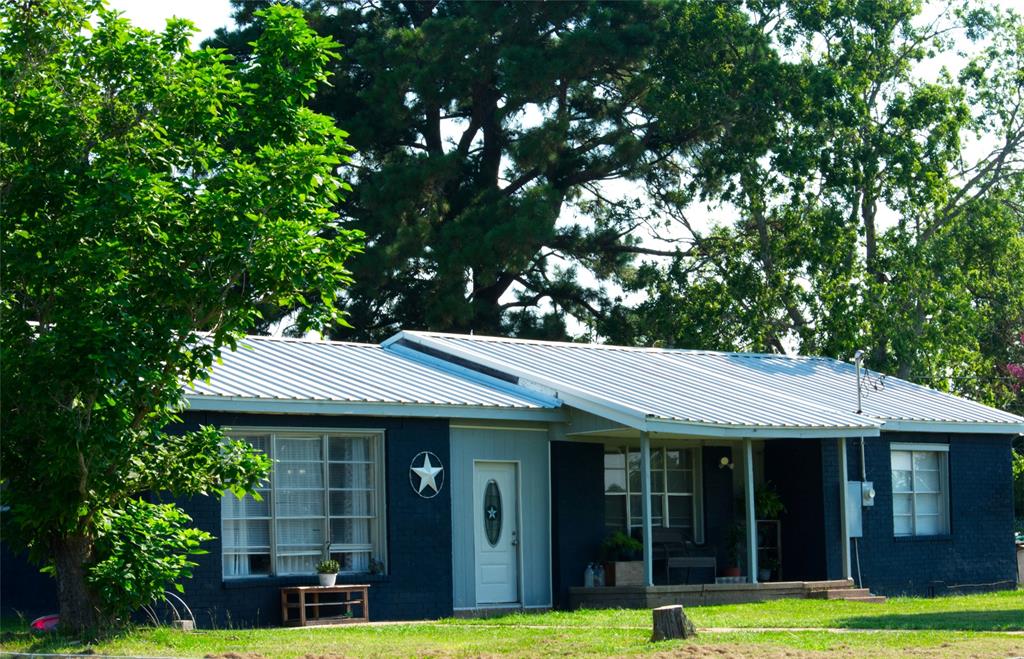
[409,451,444,498]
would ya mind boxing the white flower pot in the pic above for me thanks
[318,572,337,587]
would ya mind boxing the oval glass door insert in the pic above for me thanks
[483,479,502,546]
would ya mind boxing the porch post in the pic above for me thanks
[640,431,654,587]
[743,438,758,584]
[838,437,852,580]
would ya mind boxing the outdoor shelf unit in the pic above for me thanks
[756,519,782,581]
[280,584,370,626]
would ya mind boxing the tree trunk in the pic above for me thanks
[53,534,104,632]
[651,604,697,641]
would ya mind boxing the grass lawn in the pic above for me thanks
[2,590,1022,657]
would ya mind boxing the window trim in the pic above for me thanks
[221,427,388,579]
[890,445,949,538]
[890,442,949,453]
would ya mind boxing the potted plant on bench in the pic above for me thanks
[317,559,340,587]
[599,531,644,586]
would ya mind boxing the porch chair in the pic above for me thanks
[651,527,717,584]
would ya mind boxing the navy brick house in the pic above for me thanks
[3,331,1021,625]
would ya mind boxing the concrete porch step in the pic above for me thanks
[803,579,855,592]
[810,588,870,599]
[810,588,886,603]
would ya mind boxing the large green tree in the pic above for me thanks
[0,0,361,631]
[601,0,1024,410]
[214,0,786,340]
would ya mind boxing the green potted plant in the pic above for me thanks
[755,483,786,519]
[598,531,644,586]
[317,559,340,587]
[722,522,744,578]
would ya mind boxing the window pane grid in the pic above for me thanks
[891,449,948,537]
[222,431,385,578]
[605,446,702,541]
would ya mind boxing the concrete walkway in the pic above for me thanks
[279,619,1024,635]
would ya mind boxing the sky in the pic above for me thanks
[105,0,235,44]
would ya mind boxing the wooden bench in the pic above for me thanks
[665,555,717,582]
[280,584,370,626]
[652,528,717,584]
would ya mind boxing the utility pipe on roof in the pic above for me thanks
[854,350,868,480]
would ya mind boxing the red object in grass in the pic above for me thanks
[30,614,59,632]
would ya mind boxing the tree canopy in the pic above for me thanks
[600,0,1024,415]
[215,0,787,340]
[0,0,360,630]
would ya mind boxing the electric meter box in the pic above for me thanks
[861,481,876,507]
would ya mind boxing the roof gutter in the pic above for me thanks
[877,420,1024,435]
[645,418,881,439]
[185,395,567,423]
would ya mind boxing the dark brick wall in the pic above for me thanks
[550,441,605,609]
[822,432,1016,595]
[701,446,736,570]
[820,439,844,580]
[165,411,453,626]
[764,440,828,581]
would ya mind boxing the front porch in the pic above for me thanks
[553,409,862,603]
[568,579,880,609]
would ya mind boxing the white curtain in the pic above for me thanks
[275,436,324,575]
[222,435,272,577]
[328,435,375,572]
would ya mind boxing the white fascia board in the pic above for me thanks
[879,420,1024,434]
[185,395,567,422]
[645,419,882,439]
[385,343,562,409]
[554,391,649,431]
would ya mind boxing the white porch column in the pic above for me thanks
[743,438,758,584]
[838,437,852,580]
[640,431,654,587]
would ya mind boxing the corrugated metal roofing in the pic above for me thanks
[386,333,876,432]
[669,351,1024,426]
[187,335,555,410]
[387,332,1024,432]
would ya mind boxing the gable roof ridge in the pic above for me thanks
[232,334,379,348]
[394,330,837,362]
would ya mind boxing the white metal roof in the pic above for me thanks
[663,351,1024,431]
[186,335,562,421]
[385,332,1024,436]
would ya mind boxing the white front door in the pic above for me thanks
[474,461,519,605]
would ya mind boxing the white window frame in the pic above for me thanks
[221,428,387,579]
[604,445,704,543]
[890,443,950,538]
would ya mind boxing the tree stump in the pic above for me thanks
[650,604,696,641]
